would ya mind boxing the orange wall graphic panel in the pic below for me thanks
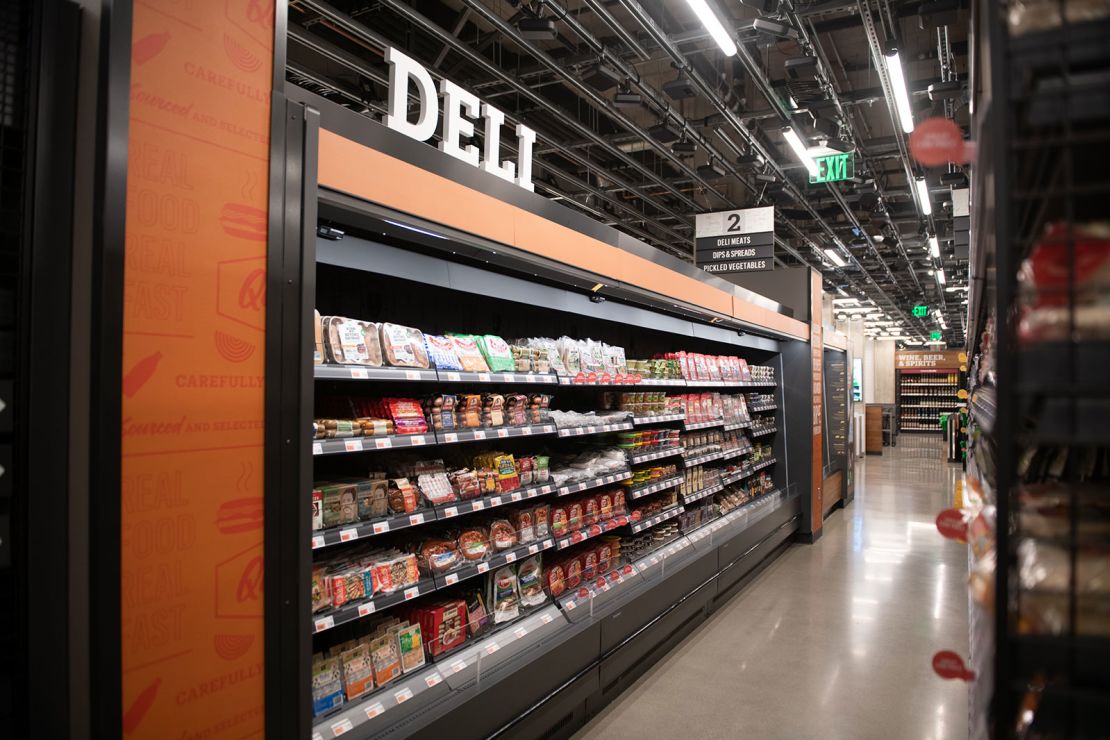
[121,1,272,737]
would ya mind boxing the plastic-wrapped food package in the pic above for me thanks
[557,336,582,375]
[476,334,515,372]
[448,334,490,372]
[1017,223,1110,344]
[324,317,383,366]
[425,334,463,370]
[1018,539,1110,635]
[518,555,547,607]
[487,565,521,624]
[379,322,429,368]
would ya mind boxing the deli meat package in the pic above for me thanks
[323,316,383,366]
[379,322,430,368]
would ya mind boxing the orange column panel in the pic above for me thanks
[120,1,272,737]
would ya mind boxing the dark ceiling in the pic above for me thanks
[287,0,972,346]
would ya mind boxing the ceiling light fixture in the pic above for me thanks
[518,16,557,40]
[928,236,940,259]
[936,268,946,285]
[836,286,849,297]
[885,49,916,133]
[823,248,846,267]
[916,177,932,216]
[681,0,737,56]
[782,126,818,177]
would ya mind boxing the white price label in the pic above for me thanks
[344,439,363,452]
[510,492,522,502]
[424,672,442,688]
[477,562,489,573]
[557,487,569,496]
[521,427,532,436]
[312,442,323,455]
[372,521,390,535]
[525,374,537,383]
[504,552,516,563]
[472,500,485,511]
[478,373,491,382]
[394,687,413,704]
[443,507,458,518]
[350,368,368,379]
[528,545,539,555]
[485,642,500,655]
[497,429,509,438]
[405,370,421,380]
[446,372,461,382]
[374,437,393,449]
[540,613,554,624]
[409,513,425,526]
[559,539,569,549]
[544,425,554,433]
[489,497,502,507]
[410,435,426,446]
[473,430,486,440]
[450,660,466,674]
[331,718,354,736]
[444,573,459,586]
[443,432,458,444]
[513,627,528,639]
[364,703,384,720]
[314,616,334,633]
[565,599,576,610]
[358,602,376,617]
[404,587,420,600]
[311,535,325,549]
[500,374,514,383]
[339,528,358,543]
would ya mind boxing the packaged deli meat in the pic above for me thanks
[424,334,463,371]
[518,555,546,607]
[477,334,515,373]
[314,310,324,365]
[419,538,460,573]
[340,643,374,700]
[397,623,426,673]
[543,561,566,597]
[458,527,490,560]
[487,565,521,624]
[489,519,518,551]
[379,323,429,368]
[369,634,402,687]
[449,334,490,373]
[465,590,491,637]
[312,656,345,716]
[324,317,383,366]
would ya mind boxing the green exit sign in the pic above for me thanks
[913,305,929,317]
[810,152,854,183]
[931,330,943,341]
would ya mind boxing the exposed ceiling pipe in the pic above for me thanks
[579,0,652,62]
[299,0,709,230]
[287,21,694,252]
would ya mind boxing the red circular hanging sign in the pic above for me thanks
[909,117,967,166]
[932,650,976,681]
[935,508,968,542]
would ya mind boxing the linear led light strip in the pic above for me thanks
[885,50,915,134]
[782,127,818,177]
[682,0,737,56]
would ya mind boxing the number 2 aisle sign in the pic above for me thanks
[695,206,774,274]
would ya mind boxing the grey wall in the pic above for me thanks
[721,266,811,319]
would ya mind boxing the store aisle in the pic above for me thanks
[574,435,969,740]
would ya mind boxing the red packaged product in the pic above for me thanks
[544,562,567,597]
[582,550,599,581]
[533,503,550,539]
[597,542,612,573]
[612,490,626,514]
[564,556,584,589]
[583,496,600,526]
[550,504,570,537]
[598,492,613,520]
[413,600,468,657]
[567,502,584,530]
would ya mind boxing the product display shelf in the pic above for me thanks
[749,427,777,438]
[968,384,997,435]
[722,418,752,431]
[439,424,557,445]
[311,603,566,740]
[313,433,434,456]
[681,447,725,467]
[626,445,683,465]
[437,369,559,385]
[554,470,633,497]
[555,514,630,550]
[556,376,684,387]
[555,420,634,438]
[626,475,685,501]
[314,364,440,382]
[312,576,438,635]
[631,412,686,425]
[433,537,556,589]
[434,482,557,520]
[556,562,642,616]
[628,505,685,534]
[680,483,724,505]
[748,404,777,413]
[719,458,777,487]
[719,445,752,461]
[311,510,436,551]
[683,418,725,431]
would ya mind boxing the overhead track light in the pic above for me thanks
[928,236,940,258]
[663,75,698,99]
[936,269,946,285]
[518,16,557,40]
[737,18,798,40]
[681,0,738,56]
[782,126,818,177]
[697,159,727,179]
[613,89,642,107]
[672,138,698,155]
[584,63,622,91]
[823,248,847,267]
[915,177,932,215]
[885,49,916,133]
[648,122,680,143]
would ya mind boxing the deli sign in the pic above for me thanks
[384,48,536,192]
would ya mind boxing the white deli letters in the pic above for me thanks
[383,47,536,192]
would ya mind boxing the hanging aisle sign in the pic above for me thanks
[383,48,536,192]
[694,206,775,274]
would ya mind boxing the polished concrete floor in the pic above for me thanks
[574,434,969,740]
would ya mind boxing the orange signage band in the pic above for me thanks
[121,1,272,737]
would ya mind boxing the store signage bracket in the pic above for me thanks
[383,47,536,193]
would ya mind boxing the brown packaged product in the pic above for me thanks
[488,519,518,551]
[564,555,583,589]
[533,503,550,538]
[458,394,483,428]
[369,634,402,687]
[387,478,419,514]
[582,550,598,581]
[458,527,490,560]
[379,322,430,368]
[358,479,390,519]
[512,509,535,543]
[596,542,612,573]
[567,502,584,531]
[313,310,325,365]
[482,394,505,427]
[311,565,331,612]
[419,539,461,574]
[324,317,382,366]
[583,496,599,527]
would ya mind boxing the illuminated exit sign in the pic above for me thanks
[810,152,854,184]
[913,305,929,317]
[931,330,943,341]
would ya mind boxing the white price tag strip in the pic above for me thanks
[513,627,528,639]
[510,492,522,502]
[340,528,358,543]
[311,535,325,549]
[331,718,354,736]
[490,497,502,507]
[444,432,458,443]
[450,660,467,674]
[485,642,500,655]
[373,521,390,535]
[446,372,461,381]
[364,703,384,720]
[521,427,532,436]
[444,573,458,585]
[358,602,376,617]
[497,429,509,438]
[409,513,425,526]
[345,439,363,452]
[565,599,576,610]
[374,438,392,449]
[312,442,323,455]
[314,616,335,633]
[443,507,458,518]
[394,687,413,704]
[404,586,420,600]
[478,373,491,382]
[504,552,516,563]
[424,672,442,688]
[540,613,554,624]
[472,501,485,511]
[528,545,539,555]
[411,435,426,446]
[405,370,421,380]
[477,562,489,573]
[473,430,486,440]
[350,368,368,379]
